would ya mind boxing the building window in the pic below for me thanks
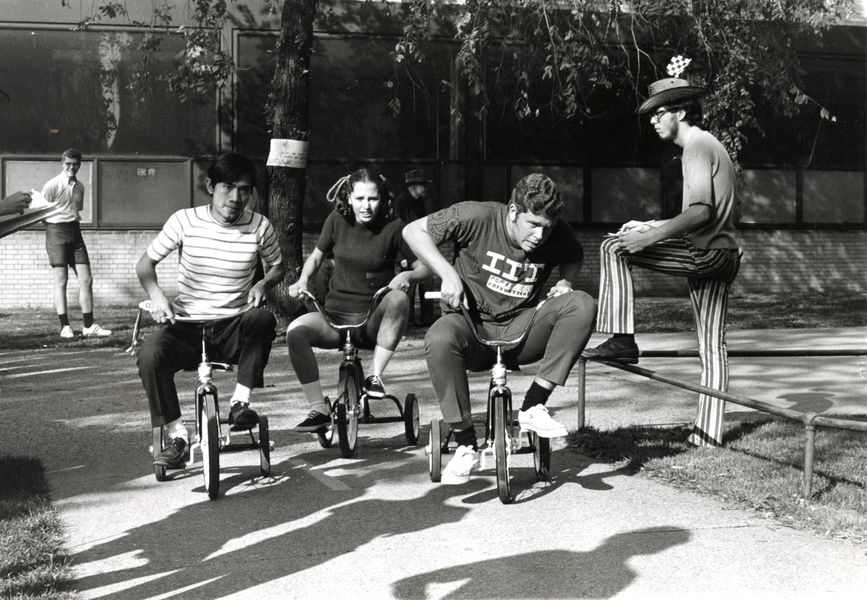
[0,27,216,156]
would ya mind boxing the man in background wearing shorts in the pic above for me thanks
[42,148,111,339]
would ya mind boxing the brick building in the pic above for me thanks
[1,1,865,308]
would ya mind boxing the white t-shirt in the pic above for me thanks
[42,172,84,224]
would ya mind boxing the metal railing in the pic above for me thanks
[576,347,867,499]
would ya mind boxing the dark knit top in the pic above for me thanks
[316,210,415,313]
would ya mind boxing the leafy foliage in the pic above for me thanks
[394,0,858,163]
[63,0,857,164]
[63,0,241,103]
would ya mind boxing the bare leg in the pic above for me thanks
[287,312,341,427]
[367,289,410,352]
[367,289,409,383]
[52,266,69,316]
[286,311,341,384]
[76,262,94,314]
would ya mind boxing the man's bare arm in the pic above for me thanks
[402,216,464,309]
[136,253,174,322]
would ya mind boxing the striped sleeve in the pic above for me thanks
[147,210,184,262]
[257,216,282,266]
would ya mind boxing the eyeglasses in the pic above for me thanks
[650,106,685,123]
[649,108,671,123]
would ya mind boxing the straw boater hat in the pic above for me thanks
[636,55,707,115]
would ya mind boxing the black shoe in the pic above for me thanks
[228,402,259,431]
[294,410,331,432]
[154,437,187,469]
[582,336,640,364]
[364,375,386,399]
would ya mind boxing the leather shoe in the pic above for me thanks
[229,402,259,431]
[582,336,639,364]
[153,437,187,469]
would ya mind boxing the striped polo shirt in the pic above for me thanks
[147,205,282,318]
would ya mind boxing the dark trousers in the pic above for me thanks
[137,308,277,427]
[408,280,434,326]
[423,290,596,425]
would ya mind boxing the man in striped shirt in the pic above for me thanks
[136,152,285,469]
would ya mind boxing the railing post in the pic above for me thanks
[803,419,817,500]
[572,354,867,498]
[577,358,586,430]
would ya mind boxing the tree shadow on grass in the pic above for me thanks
[566,416,774,473]
[569,414,867,515]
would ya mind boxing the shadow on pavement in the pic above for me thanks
[390,526,691,599]
[72,448,489,599]
[775,391,836,414]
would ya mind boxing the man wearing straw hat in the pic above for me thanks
[583,57,741,447]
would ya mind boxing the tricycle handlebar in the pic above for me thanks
[299,286,391,331]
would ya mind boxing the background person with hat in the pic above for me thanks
[394,168,436,326]
[394,168,434,224]
[583,56,741,448]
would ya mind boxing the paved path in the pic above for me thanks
[1,327,865,599]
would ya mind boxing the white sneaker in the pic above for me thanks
[518,404,567,438]
[82,323,112,337]
[441,445,479,485]
[59,325,74,339]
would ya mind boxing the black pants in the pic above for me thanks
[137,308,277,427]
[408,279,434,326]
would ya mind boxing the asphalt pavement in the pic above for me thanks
[1,326,866,599]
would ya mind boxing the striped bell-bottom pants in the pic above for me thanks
[595,235,741,447]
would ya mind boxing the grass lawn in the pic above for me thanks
[1,291,865,350]
[633,292,867,331]
[0,456,78,599]
[569,415,867,544]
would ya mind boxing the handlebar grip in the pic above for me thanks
[425,290,470,311]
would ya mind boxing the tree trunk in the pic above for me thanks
[267,0,318,316]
